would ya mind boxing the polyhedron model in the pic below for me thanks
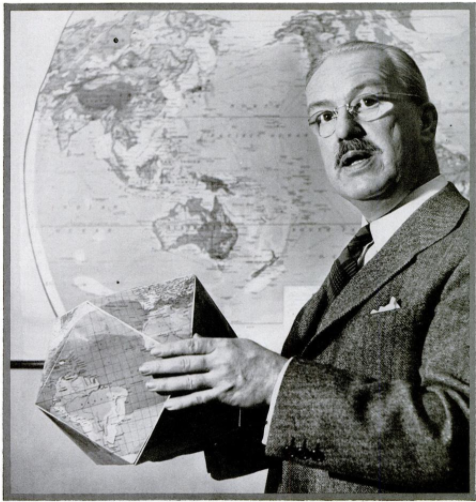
[36,276,239,465]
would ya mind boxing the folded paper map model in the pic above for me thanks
[36,276,239,465]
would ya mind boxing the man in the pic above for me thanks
[139,41,470,493]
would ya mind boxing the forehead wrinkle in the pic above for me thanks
[307,51,397,106]
[307,79,391,115]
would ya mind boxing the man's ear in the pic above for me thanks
[419,102,438,144]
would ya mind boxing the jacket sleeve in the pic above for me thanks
[264,255,470,492]
[204,407,278,480]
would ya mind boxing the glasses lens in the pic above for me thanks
[317,111,335,138]
[319,122,335,137]
[353,94,395,122]
[352,94,381,121]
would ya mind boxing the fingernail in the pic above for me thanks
[139,363,152,375]
[150,348,162,356]
[145,381,155,389]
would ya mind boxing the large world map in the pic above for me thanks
[25,9,470,329]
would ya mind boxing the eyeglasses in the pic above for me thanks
[308,92,421,138]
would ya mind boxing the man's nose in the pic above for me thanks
[334,107,364,140]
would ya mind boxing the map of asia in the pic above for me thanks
[25,9,470,327]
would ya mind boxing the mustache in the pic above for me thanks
[335,139,381,168]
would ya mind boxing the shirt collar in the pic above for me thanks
[364,175,448,253]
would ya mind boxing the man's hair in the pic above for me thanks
[307,41,430,105]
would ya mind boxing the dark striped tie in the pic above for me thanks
[327,224,373,303]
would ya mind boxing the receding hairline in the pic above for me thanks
[307,47,395,86]
[306,42,430,105]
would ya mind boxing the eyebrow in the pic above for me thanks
[307,80,388,114]
[307,100,333,115]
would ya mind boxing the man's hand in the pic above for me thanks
[139,336,288,410]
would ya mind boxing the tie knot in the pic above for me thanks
[354,224,372,243]
[326,225,373,303]
[347,224,373,255]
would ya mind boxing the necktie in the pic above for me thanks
[326,224,373,303]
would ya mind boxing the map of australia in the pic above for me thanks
[153,196,238,260]
[25,9,470,329]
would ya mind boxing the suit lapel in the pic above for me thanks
[302,183,468,354]
[282,286,328,358]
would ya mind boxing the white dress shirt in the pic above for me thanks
[263,174,448,444]
[364,174,448,264]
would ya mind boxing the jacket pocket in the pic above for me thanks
[362,308,424,381]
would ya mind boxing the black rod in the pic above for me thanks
[10,361,45,369]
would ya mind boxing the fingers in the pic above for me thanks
[145,373,209,394]
[139,355,208,376]
[164,387,223,411]
[150,336,215,358]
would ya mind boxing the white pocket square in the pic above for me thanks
[370,296,401,314]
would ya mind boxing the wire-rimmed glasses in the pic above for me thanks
[308,92,421,138]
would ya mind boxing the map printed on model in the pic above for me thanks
[36,276,206,465]
[92,275,195,343]
[25,10,470,327]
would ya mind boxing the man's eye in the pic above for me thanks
[317,111,334,123]
[357,95,380,109]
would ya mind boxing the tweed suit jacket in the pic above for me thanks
[205,182,470,494]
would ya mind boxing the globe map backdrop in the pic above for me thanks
[25,9,470,336]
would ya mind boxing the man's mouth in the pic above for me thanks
[339,150,373,168]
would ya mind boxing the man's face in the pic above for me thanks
[306,50,425,205]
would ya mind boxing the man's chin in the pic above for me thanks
[338,186,388,202]
[337,180,401,204]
